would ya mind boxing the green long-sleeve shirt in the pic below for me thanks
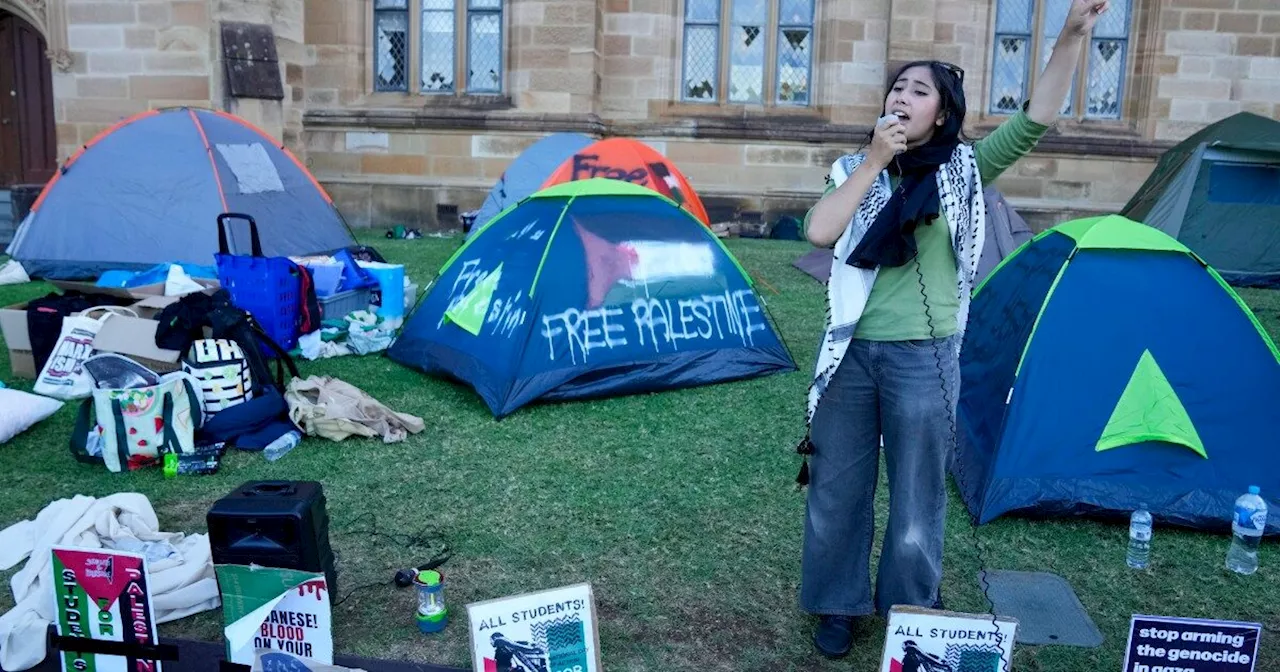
[804,109,1049,341]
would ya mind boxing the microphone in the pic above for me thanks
[878,112,906,155]
[878,111,906,125]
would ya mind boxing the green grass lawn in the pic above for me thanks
[1,234,1278,672]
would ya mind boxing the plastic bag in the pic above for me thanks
[345,311,394,355]
[165,264,206,296]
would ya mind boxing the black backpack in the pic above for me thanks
[156,289,299,393]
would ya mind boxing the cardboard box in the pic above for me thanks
[0,279,218,379]
[0,309,39,378]
[50,278,219,299]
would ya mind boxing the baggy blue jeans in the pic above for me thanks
[800,334,959,617]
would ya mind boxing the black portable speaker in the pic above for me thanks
[207,481,338,595]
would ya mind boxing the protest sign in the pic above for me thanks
[49,546,162,672]
[216,564,333,667]
[253,650,366,672]
[1123,615,1261,672]
[879,606,1017,672]
[466,583,600,672]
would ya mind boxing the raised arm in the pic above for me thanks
[974,0,1110,181]
[1026,0,1110,126]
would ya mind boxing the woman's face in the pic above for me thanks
[883,65,946,148]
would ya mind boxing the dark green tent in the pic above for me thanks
[1121,112,1280,288]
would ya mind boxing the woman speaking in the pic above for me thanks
[798,0,1115,658]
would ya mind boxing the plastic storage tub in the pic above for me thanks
[318,287,372,320]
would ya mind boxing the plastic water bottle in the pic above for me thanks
[1127,505,1152,569]
[263,430,302,462]
[1226,486,1267,575]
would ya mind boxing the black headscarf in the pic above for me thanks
[845,130,960,270]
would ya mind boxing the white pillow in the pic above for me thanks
[0,388,65,443]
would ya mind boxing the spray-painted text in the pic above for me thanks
[540,290,767,364]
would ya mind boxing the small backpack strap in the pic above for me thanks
[250,319,301,387]
[182,377,205,433]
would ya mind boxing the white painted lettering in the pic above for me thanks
[541,306,630,363]
[486,290,528,338]
[545,290,767,361]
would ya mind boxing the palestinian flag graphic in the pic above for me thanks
[575,220,719,309]
[51,547,160,672]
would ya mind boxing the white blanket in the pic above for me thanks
[0,493,222,671]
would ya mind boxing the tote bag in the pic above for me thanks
[89,372,205,473]
[33,306,136,401]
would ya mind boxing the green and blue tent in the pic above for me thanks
[954,214,1280,533]
[388,178,796,418]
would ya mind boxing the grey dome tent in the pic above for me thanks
[6,107,356,280]
[1120,112,1280,288]
[468,132,594,238]
[792,185,1033,284]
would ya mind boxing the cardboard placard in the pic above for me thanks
[216,564,333,667]
[50,546,162,672]
[879,606,1017,672]
[1123,614,1261,672]
[466,583,601,672]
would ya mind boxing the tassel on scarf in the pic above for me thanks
[795,434,814,489]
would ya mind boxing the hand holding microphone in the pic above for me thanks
[870,112,908,168]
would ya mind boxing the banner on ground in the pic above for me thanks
[466,583,601,672]
[879,605,1017,672]
[1123,614,1261,672]
[216,564,333,667]
[50,545,162,672]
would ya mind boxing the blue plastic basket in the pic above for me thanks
[214,213,302,353]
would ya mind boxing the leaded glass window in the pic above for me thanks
[988,0,1130,120]
[681,0,814,107]
[371,0,504,96]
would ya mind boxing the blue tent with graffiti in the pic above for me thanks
[389,178,796,418]
[953,214,1280,534]
[468,132,594,238]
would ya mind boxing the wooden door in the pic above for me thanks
[0,10,56,188]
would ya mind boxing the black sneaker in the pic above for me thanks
[814,615,855,658]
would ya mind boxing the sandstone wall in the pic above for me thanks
[47,0,304,161]
[23,0,1277,233]
[53,1,215,159]
[1149,1,1280,140]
